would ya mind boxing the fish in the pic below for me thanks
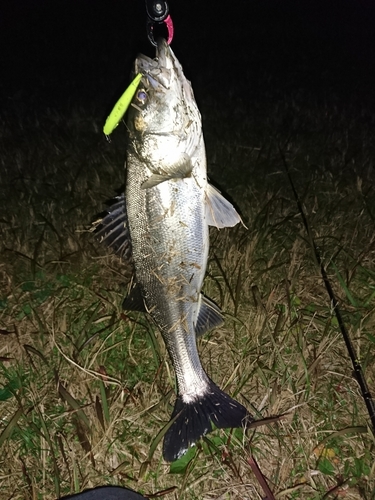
[93,38,253,461]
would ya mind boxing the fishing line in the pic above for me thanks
[280,148,375,434]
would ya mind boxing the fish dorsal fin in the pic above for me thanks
[195,294,224,337]
[205,183,242,229]
[91,194,132,260]
[141,153,193,189]
[122,283,147,312]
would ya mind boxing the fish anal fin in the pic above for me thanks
[163,377,253,462]
[195,295,223,337]
[141,154,193,189]
[122,284,147,312]
[205,183,243,229]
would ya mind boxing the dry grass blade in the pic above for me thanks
[315,426,369,447]
[37,406,61,498]
[147,486,178,497]
[95,395,105,431]
[57,380,91,431]
[213,253,235,307]
[75,302,101,350]
[0,407,23,448]
[247,455,276,500]
[73,415,93,459]
[23,344,49,365]
[0,329,13,335]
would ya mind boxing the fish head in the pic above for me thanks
[127,38,202,167]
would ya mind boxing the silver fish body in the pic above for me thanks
[126,144,210,398]
[94,38,252,461]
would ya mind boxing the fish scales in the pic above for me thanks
[126,149,209,398]
[93,38,253,461]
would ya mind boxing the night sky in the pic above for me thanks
[2,0,375,119]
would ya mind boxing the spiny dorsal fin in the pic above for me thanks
[205,183,243,229]
[91,194,132,261]
[195,294,224,336]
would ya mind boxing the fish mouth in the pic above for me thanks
[135,38,183,91]
[154,37,170,71]
[132,38,200,139]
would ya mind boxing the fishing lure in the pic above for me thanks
[103,73,142,136]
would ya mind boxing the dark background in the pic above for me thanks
[1,0,375,117]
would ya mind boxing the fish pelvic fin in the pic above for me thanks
[91,194,132,260]
[205,183,244,229]
[122,283,147,312]
[163,378,253,462]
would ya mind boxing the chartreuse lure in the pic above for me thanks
[103,73,142,136]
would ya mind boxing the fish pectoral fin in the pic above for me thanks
[141,174,172,189]
[91,194,133,261]
[195,295,224,336]
[141,153,193,189]
[122,283,147,312]
[205,183,244,229]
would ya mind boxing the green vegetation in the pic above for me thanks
[1,55,374,500]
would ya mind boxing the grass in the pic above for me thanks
[1,46,375,500]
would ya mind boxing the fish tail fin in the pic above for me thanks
[163,378,253,462]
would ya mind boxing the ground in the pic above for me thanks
[0,1,374,498]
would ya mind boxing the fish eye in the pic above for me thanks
[136,89,148,105]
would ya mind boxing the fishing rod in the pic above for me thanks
[280,148,375,434]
